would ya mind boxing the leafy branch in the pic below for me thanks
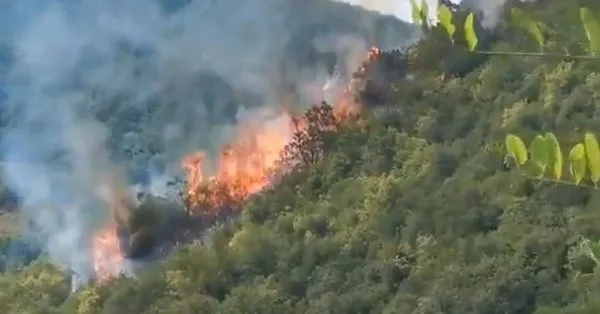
[411,2,600,61]
[504,132,600,189]
[410,0,430,30]
[505,131,600,273]
[413,1,600,276]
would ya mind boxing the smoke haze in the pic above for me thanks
[339,0,533,29]
[461,0,537,28]
[0,0,417,281]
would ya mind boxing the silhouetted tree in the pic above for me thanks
[282,102,340,168]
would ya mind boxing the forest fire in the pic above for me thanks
[91,224,124,283]
[180,47,379,215]
[84,46,380,285]
[180,112,295,212]
[179,89,362,214]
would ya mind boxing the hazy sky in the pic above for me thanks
[336,0,461,22]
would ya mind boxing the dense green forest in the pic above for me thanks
[6,0,600,313]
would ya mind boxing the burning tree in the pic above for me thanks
[177,47,378,220]
[84,46,377,288]
[180,101,357,216]
[283,102,341,168]
[180,112,292,216]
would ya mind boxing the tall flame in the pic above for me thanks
[87,46,380,284]
[182,47,379,214]
[91,225,124,283]
[181,111,295,212]
[89,177,132,283]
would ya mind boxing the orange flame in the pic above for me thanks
[89,178,132,284]
[86,46,380,285]
[181,111,295,212]
[181,47,378,214]
[91,224,124,283]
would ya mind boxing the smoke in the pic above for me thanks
[339,0,540,30]
[0,0,417,281]
[461,0,538,28]
[458,0,505,28]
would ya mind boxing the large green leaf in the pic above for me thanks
[584,132,600,185]
[505,134,528,166]
[580,7,600,56]
[530,135,549,177]
[510,8,545,51]
[410,0,422,25]
[420,0,430,29]
[464,12,478,52]
[437,3,455,42]
[545,132,563,180]
[569,143,587,185]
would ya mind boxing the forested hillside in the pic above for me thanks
[4,0,600,313]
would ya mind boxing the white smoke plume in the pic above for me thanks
[339,0,538,29]
[459,0,506,28]
[460,0,538,28]
[0,0,417,282]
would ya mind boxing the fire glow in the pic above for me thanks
[180,94,358,213]
[91,225,124,283]
[87,47,380,284]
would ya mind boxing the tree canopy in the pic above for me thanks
[4,0,600,313]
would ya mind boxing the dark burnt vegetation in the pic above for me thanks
[119,101,355,260]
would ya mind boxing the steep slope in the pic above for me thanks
[5,0,600,313]
[0,0,417,278]
[0,0,417,177]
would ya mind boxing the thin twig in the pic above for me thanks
[521,174,600,191]
[475,50,600,61]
